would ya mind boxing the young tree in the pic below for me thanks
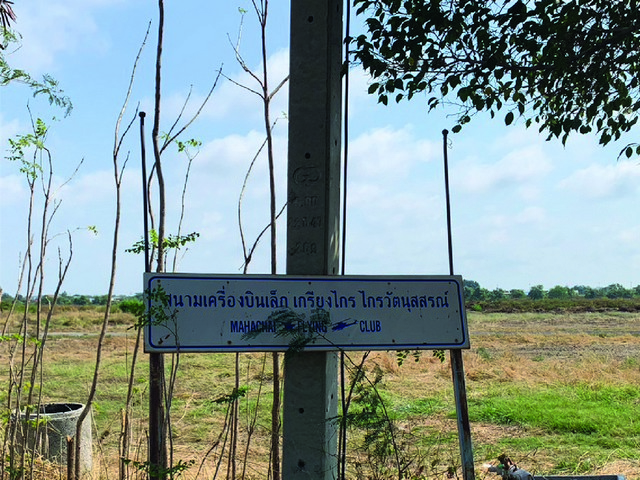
[229,3,288,478]
[604,283,633,299]
[509,289,526,299]
[352,0,640,154]
[488,288,506,301]
[1,11,81,478]
[144,2,221,478]
[528,284,546,300]
[3,113,81,479]
[548,285,570,299]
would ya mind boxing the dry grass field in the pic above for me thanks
[2,309,640,479]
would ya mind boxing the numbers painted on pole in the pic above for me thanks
[288,216,323,229]
[289,241,318,256]
[289,194,319,208]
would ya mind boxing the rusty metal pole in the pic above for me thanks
[283,0,343,478]
[140,111,166,480]
[443,129,475,480]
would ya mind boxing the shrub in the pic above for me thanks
[116,298,144,316]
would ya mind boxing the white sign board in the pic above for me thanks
[144,273,469,353]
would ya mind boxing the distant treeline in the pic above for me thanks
[0,292,143,307]
[463,281,640,302]
[463,281,640,312]
[2,281,639,312]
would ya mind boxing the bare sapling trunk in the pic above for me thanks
[117,26,152,480]
[149,3,168,477]
[257,4,282,477]
[143,2,222,478]
[230,1,288,477]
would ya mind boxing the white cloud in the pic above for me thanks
[3,1,640,295]
[349,125,438,179]
[0,116,22,150]
[617,225,640,248]
[516,206,547,225]
[0,175,27,207]
[453,144,553,194]
[195,129,287,175]
[10,0,116,74]
[558,160,640,199]
[58,170,114,205]
[458,204,548,253]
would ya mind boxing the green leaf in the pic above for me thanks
[505,111,515,126]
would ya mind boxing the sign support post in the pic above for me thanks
[284,0,343,478]
[443,129,475,480]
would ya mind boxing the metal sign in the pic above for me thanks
[143,273,469,353]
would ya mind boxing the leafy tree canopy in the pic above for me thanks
[352,0,640,156]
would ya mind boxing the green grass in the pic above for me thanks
[393,397,448,418]
[469,382,640,436]
[366,359,640,476]
[462,381,640,472]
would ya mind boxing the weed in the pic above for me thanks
[123,458,195,479]
[477,347,492,361]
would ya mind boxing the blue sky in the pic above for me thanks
[1,1,639,296]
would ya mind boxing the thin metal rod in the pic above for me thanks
[442,129,476,480]
[339,1,352,478]
[340,0,351,277]
[141,110,166,480]
[442,129,454,276]
[140,111,150,273]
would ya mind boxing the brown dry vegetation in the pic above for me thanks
[2,309,640,479]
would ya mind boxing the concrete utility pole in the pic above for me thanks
[284,0,343,478]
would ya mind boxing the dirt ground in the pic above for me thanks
[470,311,640,359]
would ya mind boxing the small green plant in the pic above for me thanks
[213,386,248,405]
[136,284,176,329]
[396,350,421,366]
[125,230,200,255]
[3,455,24,480]
[396,349,445,366]
[348,364,398,473]
[345,362,436,479]
[477,347,492,361]
[242,307,332,353]
[123,458,195,479]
